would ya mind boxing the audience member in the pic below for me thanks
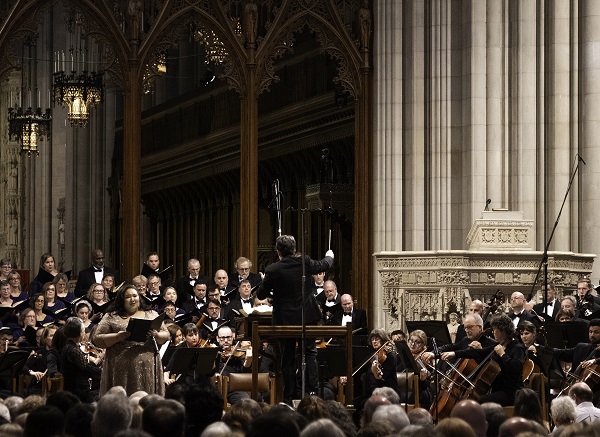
[481,402,506,437]
[300,418,345,437]
[435,417,476,437]
[550,396,577,436]
[91,392,133,437]
[24,405,64,437]
[450,399,488,437]
[407,408,433,427]
[570,382,600,422]
[371,404,409,432]
[142,399,185,437]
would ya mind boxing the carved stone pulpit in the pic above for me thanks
[374,211,596,333]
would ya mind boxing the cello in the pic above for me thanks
[557,344,600,397]
[430,328,492,419]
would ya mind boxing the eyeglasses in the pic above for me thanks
[218,336,233,340]
[463,325,479,330]
[35,299,45,303]
[238,267,250,272]
[408,339,424,346]
[93,289,104,293]
[148,281,160,287]
[8,277,19,281]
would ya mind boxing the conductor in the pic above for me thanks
[257,235,334,404]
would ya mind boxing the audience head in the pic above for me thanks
[297,395,331,422]
[371,404,409,432]
[407,407,433,427]
[91,392,133,437]
[64,403,95,437]
[513,388,543,425]
[481,403,506,437]
[372,387,399,405]
[497,417,541,437]
[24,405,64,437]
[246,404,304,437]
[362,395,391,424]
[569,382,594,405]
[184,384,224,436]
[300,418,345,437]
[450,399,487,437]
[435,417,476,437]
[142,399,185,437]
[45,391,80,415]
[551,395,577,427]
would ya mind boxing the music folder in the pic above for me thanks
[126,313,166,342]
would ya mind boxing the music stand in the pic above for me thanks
[316,346,347,399]
[543,322,588,349]
[170,348,219,376]
[406,321,452,348]
[535,346,566,422]
[396,340,421,412]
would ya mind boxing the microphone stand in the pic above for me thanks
[528,154,585,311]
[431,337,441,424]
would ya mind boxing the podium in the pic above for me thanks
[251,322,354,404]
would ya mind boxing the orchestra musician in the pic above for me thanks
[422,313,497,363]
[441,313,526,406]
[399,329,433,409]
[536,318,600,404]
[164,322,213,387]
[216,325,253,405]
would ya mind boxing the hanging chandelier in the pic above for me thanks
[7,36,52,156]
[8,105,52,157]
[53,13,103,127]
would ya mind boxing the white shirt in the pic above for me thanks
[94,268,104,284]
[576,402,600,422]
[341,312,352,326]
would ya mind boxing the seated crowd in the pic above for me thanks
[1,254,600,436]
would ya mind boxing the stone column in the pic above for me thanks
[581,0,600,280]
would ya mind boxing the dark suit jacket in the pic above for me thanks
[511,310,540,327]
[438,334,497,354]
[181,298,207,315]
[554,342,600,372]
[74,266,119,298]
[331,308,367,333]
[258,254,333,325]
[175,275,210,306]
[533,300,558,320]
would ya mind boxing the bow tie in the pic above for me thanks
[344,312,352,316]
[242,299,251,304]
[93,268,102,272]
[548,301,554,307]
[327,299,336,303]
[510,312,521,319]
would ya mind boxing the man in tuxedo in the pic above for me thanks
[332,294,367,334]
[224,279,255,322]
[74,249,119,297]
[532,282,558,321]
[229,257,262,289]
[147,273,163,300]
[176,258,209,303]
[509,291,539,328]
[182,280,208,315]
[552,319,600,403]
[321,280,341,323]
[214,269,238,305]
[576,278,600,318]
[200,299,228,342]
[257,234,334,403]
[311,272,327,304]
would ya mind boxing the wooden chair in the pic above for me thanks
[46,374,64,394]
[397,371,420,412]
[221,373,274,409]
[17,373,46,396]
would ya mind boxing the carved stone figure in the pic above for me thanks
[359,0,371,50]
[244,0,258,45]
[128,0,143,41]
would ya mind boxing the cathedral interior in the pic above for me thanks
[2,1,600,330]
